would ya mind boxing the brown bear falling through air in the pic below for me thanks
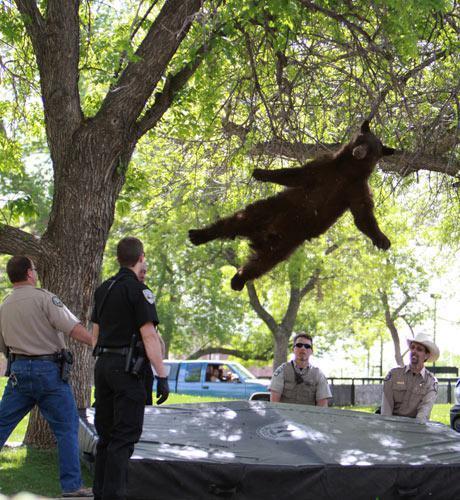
[189,120,395,291]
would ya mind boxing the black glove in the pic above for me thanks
[156,376,170,405]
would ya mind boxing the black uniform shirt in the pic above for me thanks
[91,267,159,347]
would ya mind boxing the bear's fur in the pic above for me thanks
[189,121,395,291]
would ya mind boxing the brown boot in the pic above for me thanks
[62,486,93,497]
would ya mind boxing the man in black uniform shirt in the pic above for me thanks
[138,261,166,405]
[91,237,169,500]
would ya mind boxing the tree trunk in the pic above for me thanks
[24,407,55,448]
[273,332,290,371]
[24,130,128,447]
[380,291,405,367]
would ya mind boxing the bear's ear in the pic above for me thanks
[361,120,371,133]
[352,144,368,159]
[382,145,396,156]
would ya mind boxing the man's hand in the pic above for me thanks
[156,376,170,405]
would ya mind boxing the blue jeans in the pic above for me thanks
[0,359,82,493]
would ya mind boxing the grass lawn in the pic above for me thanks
[339,404,451,426]
[0,378,454,497]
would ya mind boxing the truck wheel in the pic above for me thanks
[453,417,460,433]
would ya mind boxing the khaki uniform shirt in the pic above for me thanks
[381,365,438,423]
[270,361,332,405]
[0,285,79,356]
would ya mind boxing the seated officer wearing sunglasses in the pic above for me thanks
[270,333,331,406]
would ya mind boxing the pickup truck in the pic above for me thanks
[160,359,270,399]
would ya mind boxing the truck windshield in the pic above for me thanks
[231,362,257,379]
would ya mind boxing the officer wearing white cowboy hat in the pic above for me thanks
[381,332,439,423]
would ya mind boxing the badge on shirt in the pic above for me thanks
[52,296,63,307]
[143,289,155,304]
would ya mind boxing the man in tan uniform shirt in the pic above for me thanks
[270,332,332,406]
[381,332,439,423]
[0,255,93,497]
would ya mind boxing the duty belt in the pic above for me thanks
[98,346,130,355]
[13,354,57,362]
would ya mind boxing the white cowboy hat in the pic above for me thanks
[406,332,440,363]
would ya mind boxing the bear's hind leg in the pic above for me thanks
[231,244,297,291]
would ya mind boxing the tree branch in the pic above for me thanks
[380,151,460,177]
[14,0,46,41]
[368,50,446,121]
[298,0,385,55]
[391,292,411,320]
[246,282,279,333]
[0,224,43,257]
[299,268,321,299]
[222,120,460,178]
[14,0,82,162]
[136,38,213,138]
[188,346,271,361]
[98,0,203,129]
[281,287,301,332]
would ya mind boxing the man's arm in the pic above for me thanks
[416,381,438,423]
[140,322,167,378]
[156,327,166,358]
[92,323,99,348]
[69,323,93,346]
[380,374,394,416]
[315,370,332,407]
[270,390,282,403]
[269,364,285,402]
[0,330,6,356]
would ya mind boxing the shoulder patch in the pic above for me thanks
[52,296,63,307]
[142,289,155,304]
[272,364,285,378]
[384,372,392,382]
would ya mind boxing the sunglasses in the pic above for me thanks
[294,343,312,349]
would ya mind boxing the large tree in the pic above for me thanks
[1,0,207,446]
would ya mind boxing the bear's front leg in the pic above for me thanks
[252,166,313,187]
[349,196,391,251]
[189,228,213,245]
[372,233,391,250]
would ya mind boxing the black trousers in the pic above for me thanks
[93,354,146,500]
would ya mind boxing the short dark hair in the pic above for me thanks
[6,255,33,283]
[293,332,313,346]
[117,237,144,267]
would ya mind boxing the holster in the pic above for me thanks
[5,348,12,377]
[124,334,146,379]
[58,349,73,382]
[92,345,102,358]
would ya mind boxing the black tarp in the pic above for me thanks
[79,401,460,499]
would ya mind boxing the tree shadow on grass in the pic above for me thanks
[0,445,92,497]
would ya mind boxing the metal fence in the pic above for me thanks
[327,377,458,407]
